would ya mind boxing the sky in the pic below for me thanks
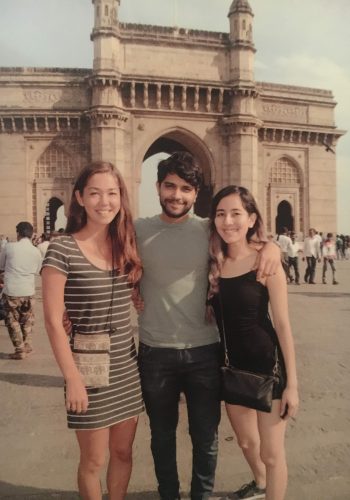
[0,0,349,233]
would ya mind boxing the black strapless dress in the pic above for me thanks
[213,271,287,400]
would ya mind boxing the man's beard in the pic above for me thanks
[160,199,192,219]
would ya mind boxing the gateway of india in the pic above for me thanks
[0,0,345,238]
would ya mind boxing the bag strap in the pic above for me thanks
[218,292,231,368]
[73,240,116,336]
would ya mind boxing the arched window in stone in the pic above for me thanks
[32,145,75,233]
[267,157,303,234]
[105,5,109,16]
[35,144,74,179]
[270,157,301,185]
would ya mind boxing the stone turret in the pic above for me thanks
[228,0,255,85]
[88,0,129,173]
[224,0,261,197]
[91,0,121,75]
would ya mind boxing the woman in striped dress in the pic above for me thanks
[41,161,144,500]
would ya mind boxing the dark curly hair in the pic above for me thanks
[157,151,203,189]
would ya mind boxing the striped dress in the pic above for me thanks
[42,235,144,430]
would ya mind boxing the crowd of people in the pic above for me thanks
[0,153,347,500]
[270,228,350,286]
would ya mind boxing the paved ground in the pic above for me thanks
[1,260,350,500]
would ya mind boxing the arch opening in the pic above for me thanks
[276,200,294,234]
[44,197,64,233]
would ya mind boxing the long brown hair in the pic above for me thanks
[208,185,266,297]
[66,161,142,284]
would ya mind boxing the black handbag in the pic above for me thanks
[219,294,279,413]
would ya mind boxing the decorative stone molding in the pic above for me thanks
[257,81,333,99]
[230,87,259,98]
[89,74,121,87]
[0,112,84,134]
[86,106,128,127]
[23,89,61,105]
[258,127,344,146]
[222,115,263,135]
[119,23,229,49]
[261,102,307,123]
[120,80,231,114]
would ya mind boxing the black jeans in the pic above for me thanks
[138,342,221,500]
[288,257,300,283]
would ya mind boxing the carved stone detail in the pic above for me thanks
[262,103,307,123]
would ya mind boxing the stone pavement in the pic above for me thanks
[1,260,350,500]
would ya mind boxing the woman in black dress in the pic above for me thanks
[208,186,299,500]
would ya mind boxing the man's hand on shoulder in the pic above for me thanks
[252,240,281,280]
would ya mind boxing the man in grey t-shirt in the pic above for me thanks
[135,152,279,500]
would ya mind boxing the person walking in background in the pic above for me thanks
[276,227,292,283]
[303,228,321,284]
[0,233,8,254]
[0,222,42,359]
[287,233,300,285]
[208,185,299,500]
[41,162,144,500]
[336,235,343,260]
[37,233,51,258]
[135,152,281,500]
[322,233,338,285]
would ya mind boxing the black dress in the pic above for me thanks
[213,270,286,400]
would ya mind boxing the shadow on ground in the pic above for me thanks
[0,371,63,388]
[288,291,350,298]
[0,482,163,499]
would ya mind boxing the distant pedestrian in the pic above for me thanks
[0,222,42,359]
[303,228,321,284]
[277,227,293,282]
[336,235,343,260]
[322,233,338,285]
[0,234,7,254]
[288,233,300,284]
[37,233,51,258]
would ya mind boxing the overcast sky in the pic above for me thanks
[0,0,349,232]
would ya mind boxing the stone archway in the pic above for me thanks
[276,200,294,234]
[138,128,214,218]
[267,156,303,234]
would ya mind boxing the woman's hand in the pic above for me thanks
[62,310,72,336]
[65,376,89,414]
[132,287,144,313]
[252,241,281,280]
[280,386,299,420]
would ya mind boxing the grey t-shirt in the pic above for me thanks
[135,214,219,348]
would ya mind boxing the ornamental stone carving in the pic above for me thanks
[262,103,307,123]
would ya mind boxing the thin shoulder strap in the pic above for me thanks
[218,292,231,367]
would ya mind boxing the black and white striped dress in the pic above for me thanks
[42,235,144,430]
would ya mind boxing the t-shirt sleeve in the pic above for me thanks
[42,237,69,276]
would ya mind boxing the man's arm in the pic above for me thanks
[251,240,281,280]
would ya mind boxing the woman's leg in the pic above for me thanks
[257,400,288,500]
[225,403,266,488]
[107,416,138,500]
[75,428,109,500]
